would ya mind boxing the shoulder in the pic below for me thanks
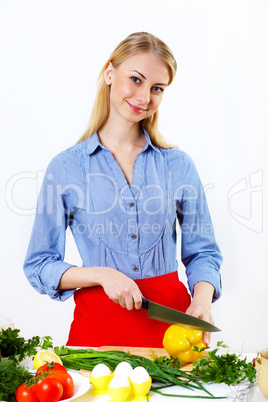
[55,141,87,162]
[159,147,202,187]
[45,141,87,177]
[161,147,195,170]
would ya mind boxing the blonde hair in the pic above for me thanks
[77,32,177,148]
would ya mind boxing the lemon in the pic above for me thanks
[33,349,63,370]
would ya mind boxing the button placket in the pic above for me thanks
[126,197,140,278]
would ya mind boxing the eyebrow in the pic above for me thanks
[131,70,168,86]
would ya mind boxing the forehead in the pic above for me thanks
[117,52,170,82]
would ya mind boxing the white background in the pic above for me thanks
[0,0,267,353]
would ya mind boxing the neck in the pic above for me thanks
[98,119,144,150]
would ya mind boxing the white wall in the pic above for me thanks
[1,0,267,353]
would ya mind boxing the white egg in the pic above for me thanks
[109,376,130,389]
[114,361,133,377]
[91,363,111,378]
[129,366,150,384]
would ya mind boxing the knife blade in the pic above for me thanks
[142,298,221,332]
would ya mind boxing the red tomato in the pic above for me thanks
[35,362,67,376]
[49,371,75,400]
[16,384,39,402]
[34,377,63,402]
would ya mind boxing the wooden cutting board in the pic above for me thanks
[79,346,195,377]
[99,345,169,358]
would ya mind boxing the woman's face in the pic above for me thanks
[105,52,170,125]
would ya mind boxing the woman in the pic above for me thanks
[24,32,222,347]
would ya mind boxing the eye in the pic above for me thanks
[131,76,141,84]
[152,86,164,93]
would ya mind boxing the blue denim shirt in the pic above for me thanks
[23,130,222,301]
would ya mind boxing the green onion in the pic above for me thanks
[151,388,226,399]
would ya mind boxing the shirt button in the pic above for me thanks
[129,202,135,207]
[133,266,139,272]
[33,274,36,278]
[131,234,137,240]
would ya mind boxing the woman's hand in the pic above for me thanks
[185,281,215,346]
[99,267,143,310]
[58,266,143,310]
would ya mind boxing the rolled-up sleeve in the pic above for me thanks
[177,154,223,301]
[23,155,76,301]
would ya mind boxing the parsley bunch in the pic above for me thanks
[0,327,53,363]
[191,341,256,385]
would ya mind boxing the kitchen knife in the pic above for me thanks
[142,298,221,332]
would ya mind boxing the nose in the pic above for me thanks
[136,85,150,106]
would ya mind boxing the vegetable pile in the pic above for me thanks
[55,343,257,399]
[0,323,257,401]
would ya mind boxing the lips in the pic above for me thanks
[126,101,147,114]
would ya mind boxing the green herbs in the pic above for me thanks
[191,342,256,385]
[150,350,183,369]
[0,327,53,363]
[0,359,34,402]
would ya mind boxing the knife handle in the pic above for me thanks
[141,297,149,310]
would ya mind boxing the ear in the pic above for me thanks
[104,62,113,85]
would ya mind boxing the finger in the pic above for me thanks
[125,294,135,310]
[203,331,211,346]
[112,293,126,309]
[113,298,125,308]
[133,291,143,310]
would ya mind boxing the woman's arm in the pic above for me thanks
[58,266,143,310]
[175,154,222,345]
[185,281,215,345]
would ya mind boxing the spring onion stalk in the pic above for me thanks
[151,389,226,399]
[55,347,221,398]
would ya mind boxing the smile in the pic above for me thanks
[126,101,147,114]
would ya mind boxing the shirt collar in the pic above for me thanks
[142,130,161,154]
[85,132,103,155]
[85,130,161,155]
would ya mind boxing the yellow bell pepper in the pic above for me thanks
[163,325,206,364]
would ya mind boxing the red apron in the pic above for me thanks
[66,271,191,348]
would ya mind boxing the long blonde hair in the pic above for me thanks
[77,32,177,148]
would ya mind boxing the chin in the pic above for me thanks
[123,113,146,124]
